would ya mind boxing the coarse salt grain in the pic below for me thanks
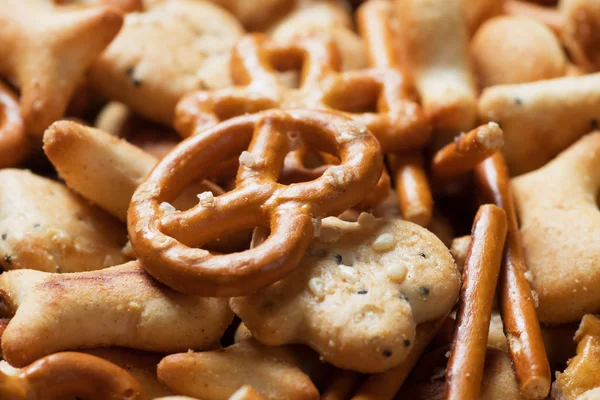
[197,191,215,206]
[239,151,258,168]
[159,202,176,214]
[357,212,376,229]
[313,217,321,238]
[386,263,407,282]
[326,167,347,187]
[372,233,395,252]
[308,278,324,296]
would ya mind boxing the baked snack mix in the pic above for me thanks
[0,0,599,399]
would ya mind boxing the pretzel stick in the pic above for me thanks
[351,317,446,400]
[358,0,433,225]
[321,369,363,400]
[444,205,507,400]
[474,152,551,399]
[431,122,503,181]
[388,153,432,226]
[503,0,563,34]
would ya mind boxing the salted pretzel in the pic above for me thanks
[0,352,146,400]
[175,33,430,154]
[357,0,434,227]
[0,81,28,169]
[444,205,507,400]
[475,152,551,399]
[128,109,383,297]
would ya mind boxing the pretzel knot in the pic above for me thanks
[175,33,430,153]
[0,352,145,399]
[0,81,28,168]
[128,109,383,296]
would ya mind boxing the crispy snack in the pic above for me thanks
[0,81,29,168]
[0,352,146,399]
[269,1,366,71]
[431,122,504,181]
[0,261,233,367]
[503,0,564,34]
[554,315,600,400]
[357,0,433,226]
[449,235,471,273]
[444,205,507,400]
[0,169,127,273]
[475,152,551,399]
[231,217,459,373]
[471,16,566,87]
[208,0,294,31]
[83,349,174,398]
[478,73,600,175]
[175,33,430,154]
[89,0,244,126]
[350,318,446,400]
[512,132,600,323]
[396,0,477,138]
[461,0,504,35]
[54,0,144,12]
[388,153,433,227]
[128,110,383,296]
[157,339,325,400]
[561,0,600,72]
[0,0,122,136]
[397,346,528,400]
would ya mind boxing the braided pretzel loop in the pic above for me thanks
[0,81,28,168]
[175,33,430,153]
[128,109,383,296]
[0,352,146,400]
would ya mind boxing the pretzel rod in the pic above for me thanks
[431,122,504,181]
[388,153,433,226]
[357,0,398,69]
[503,0,563,34]
[474,152,551,399]
[351,317,446,400]
[444,205,507,400]
[321,369,363,400]
[0,352,147,399]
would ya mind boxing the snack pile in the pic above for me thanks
[0,0,599,399]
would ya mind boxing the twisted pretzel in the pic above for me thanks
[0,352,146,400]
[0,81,28,168]
[128,109,383,296]
[175,33,430,154]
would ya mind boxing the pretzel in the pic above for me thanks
[387,153,432,226]
[175,33,430,154]
[503,0,563,34]
[321,369,363,400]
[475,152,551,399]
[128,109,382,296]
[431,122,504,181]
[350,318,446,400]
[444,205,507,400]
[0,352,146,399]
[357,0,434,226]
[0,81,28,169]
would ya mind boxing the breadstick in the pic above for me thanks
[444,205,507,400]
[351,318,446,400]
[396,0,477,137]
[431,122,503,181]
[388,153,433,226]
[474,152,551,399]
[321,369,363,400]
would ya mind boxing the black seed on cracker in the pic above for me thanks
[418,286,430,296]
[126,66,142,88]
[419,252,427,258]
[357,290,368,295]
[4,255,11,265]
[1,233,6,240]
[382,349,392,357]
[34,223,41,229]
[403,339,411,347]
[514,98,523,105]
